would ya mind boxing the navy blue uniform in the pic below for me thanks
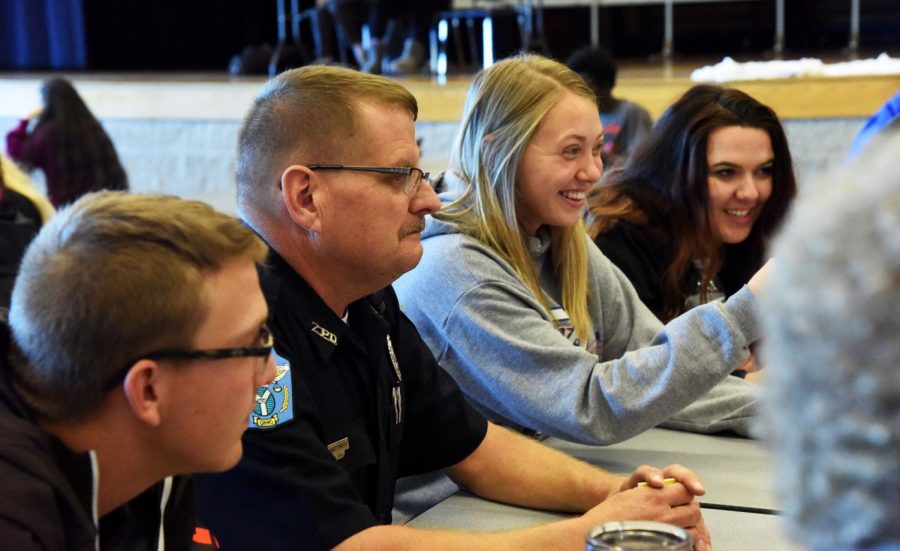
[195,252,487,550]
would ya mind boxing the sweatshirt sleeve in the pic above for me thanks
[397,232,760,446]
[5,120,31,161]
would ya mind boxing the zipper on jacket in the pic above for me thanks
[157,477,173,551]
[89,450,100,551]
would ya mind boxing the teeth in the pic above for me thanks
[561,191,585,201]
[727,209,750,216]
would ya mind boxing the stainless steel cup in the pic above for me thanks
[586,521,692,550]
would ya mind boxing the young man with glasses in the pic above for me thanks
[0,192,275,549]
[194,65,710,551]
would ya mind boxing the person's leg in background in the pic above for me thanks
[310,5,338,64]
[389,0,447,74]
[363,0,400,74]
[329,0,369,68]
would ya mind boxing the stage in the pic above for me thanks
[2,57,898,214]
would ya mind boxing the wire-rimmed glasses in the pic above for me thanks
[308,164,430,195]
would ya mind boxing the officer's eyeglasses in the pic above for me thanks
[103,324,275,391]
[308,164,430,196]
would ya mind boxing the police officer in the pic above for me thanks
[194,65,712,551]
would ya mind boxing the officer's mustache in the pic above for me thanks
[401,218,426,237]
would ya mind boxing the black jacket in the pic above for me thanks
[0,323,201,550]
[595,220,749,321]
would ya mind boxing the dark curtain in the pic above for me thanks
[0,0,87,69]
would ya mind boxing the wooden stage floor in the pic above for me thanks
[2,52,899,124]
[1,52,896,213]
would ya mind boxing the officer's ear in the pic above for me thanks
[280,164,322,233]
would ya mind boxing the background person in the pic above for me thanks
[587,85,796,324]
[194,64,711,551]
[761,131,900,550]
[5,77,128,208]
[395,55,766,446]
[1,192,274,549]
[565,45,652,167]
[0,152,54,224]
[0,156,43,309]
[349,0,446,74]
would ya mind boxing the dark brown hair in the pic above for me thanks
[587,84,796,320]
[31,78,128,206]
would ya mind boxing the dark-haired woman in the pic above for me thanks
[6,77,128,208]
[588,84,796,325]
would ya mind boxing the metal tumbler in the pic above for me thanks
[586,521,692,550]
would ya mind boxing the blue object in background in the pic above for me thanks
[847,89,900,160]
[0,0,87,69]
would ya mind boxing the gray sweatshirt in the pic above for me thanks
[394,179,761,445]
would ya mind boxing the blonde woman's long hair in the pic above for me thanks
[436,54,595,344]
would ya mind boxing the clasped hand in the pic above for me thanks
[588,464,712,551]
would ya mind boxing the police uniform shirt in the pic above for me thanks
[195,252,488,550]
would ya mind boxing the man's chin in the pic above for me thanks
[214,445,244,472]
[394,249,424,278]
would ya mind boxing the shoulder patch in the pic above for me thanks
[248,350,295,430]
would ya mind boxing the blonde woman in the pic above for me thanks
[395,54,768,444]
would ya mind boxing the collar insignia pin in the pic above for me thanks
[311,322,338,345]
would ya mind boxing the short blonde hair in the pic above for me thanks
[236,65,419,232]
[438,54,596,343]
[9,191,268,420]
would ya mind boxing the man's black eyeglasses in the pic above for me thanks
[103,325,274,391]
[308,164,430,196]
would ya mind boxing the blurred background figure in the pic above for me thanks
[329,0,372,69]
[0,153,54,225]
[339,0,447,74]
[587,85,796,328]
[761,131,900,551]
[566,45,652,167]
[0,156,44,310]
[5,77,128,208]
[231,0,344,76]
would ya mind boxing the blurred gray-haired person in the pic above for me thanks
[762,131,900,550]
